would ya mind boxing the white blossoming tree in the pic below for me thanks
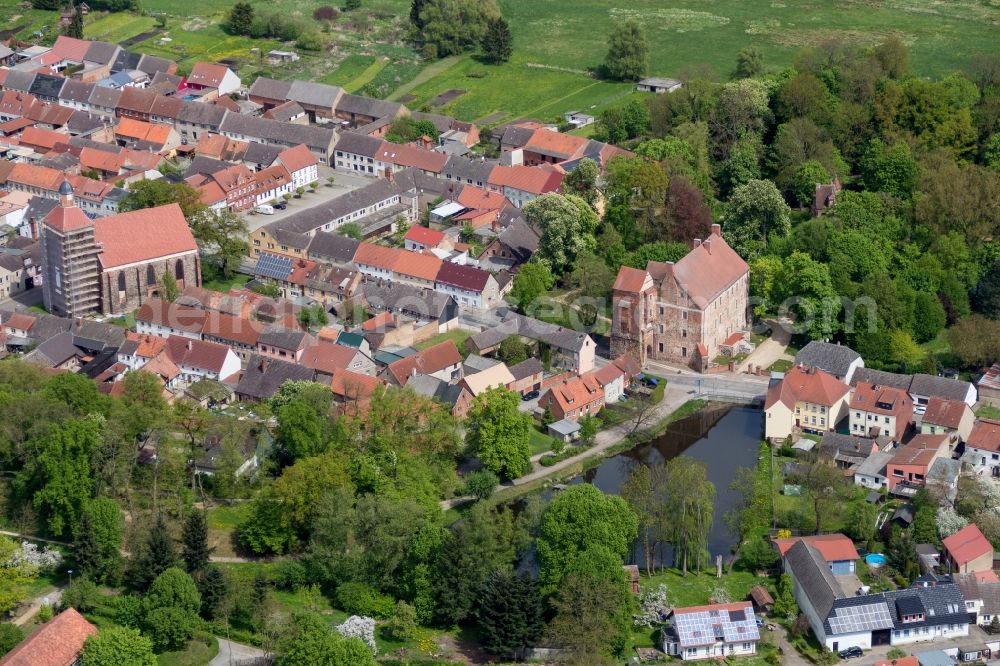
[336,615,376,655]
[937,506,968,538]
[633,584,670,627]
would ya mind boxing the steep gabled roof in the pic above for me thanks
[95,203,196,269]
[943,523,992,567]
[0,608,96,666]
[669,229,748,308]
[765,365,850,410]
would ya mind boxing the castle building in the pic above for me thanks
[610,224,749,370]
[41,181,200,317]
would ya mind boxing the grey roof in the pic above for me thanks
[795,341,861,378]
[406,373,466,406]
[268,177,397,235]
[249,77,292,101]
[243,141,282,166]
[58,79,95,104]
[84,41,120,66]
[236,355,315,400]
[509,357,544,381]
[266,100,305,123]
[150,71,182,88]
[136,53,174,76]
[219,113,335,151]
[268,226,312,251]
[183,155,231,179]
[175,101,227,128]
[442,154,496,184]
[360,281,457,321]
[819,432,874,464]
[410,111,457,133]
[463,354,500,373]
[499,124,534,149]
[65,110,106,135]
[495,218,539,262]
[87,85,121,109]
[910,373,974,401]
[892,503,915,525]
[2,70,35,93]
[956,574,1000,615]
[915,651,956,666]
[549,419,581,436]
[306,231,360,265]
[23,196,58,223]
[287,80,342,109]
[783,540,844,623]
[850,367,911,391]
[258,325,308,350]
[469,311,592,354]
[112,50,141,73]
[0,46,12,60]
[853,449,894,479]
[24,331,78,367]
[38,153,79,172]
[334,131,383,157]
[335,92,403,120]
[882,582,968,630]
[71,319,126,349]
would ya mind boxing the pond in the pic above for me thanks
[566,405,765,564]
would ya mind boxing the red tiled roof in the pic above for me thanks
[457,185,510,211]
[143,353,180,382]
[669,228,749,309]
[386,340,462,385]
[330,368,382,404]
[19,126,64,151]
[589,362,624,387]
[968,419,1000,453]
[79,146,124,173]
[115,117,173,146]
[188,62,231,88]
[850,381,910,416]
[943,524,993,567]
[764,365,850,410]
[377,141,448,173]
[354,243,401,271]
[116,86,158,114]
[196,133,248,161]
[5,313,36,331]
[674,601,753,616]
[51,35,92,62]
[488,164,563,195]
[43,202,92,233]
[8,162,63,190]
[923,396,970,429]
[277,143,317,172]
[980,364,1000,392]
[362,311,393,332]
[95,203,196,269]
[0,91,41,118]
[543,374,605,414]
[613,265,651,293]
[301,341,360,375]
[888,435,947,467]
[434,260,491,292]
[612,354,641,380]
[202,311,263,346]
[125,331,167,358]
[874,658,919,666]
[773,534,859,561]
[136,300,208,334]
[0,607,96,666]
[404,225,445,248]
[164,335,232,373]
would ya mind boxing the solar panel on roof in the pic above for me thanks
[254,253,293,280]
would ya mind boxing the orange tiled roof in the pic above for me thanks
[764,365,850,410]
[968,419,1000,453]
[395,251,442,282]
[354,243,402,271]
[923,396,970,429]
[19,126,64,151]
[79,146,124,173]
[301,341,361,375]
[524,127,588,160]
[613,265,650,293]
[488,164,563,195]
[386,340,462,385]
[51,35,92,62]
[669,228,748,309]
[277,144,317,172]
[115,117,173,146]
[943,523,993,567]
[456,185,510,211]
[188,62,230,88]
[404,225,445,247]
[0,608,96,666]
[545,374,605,413]
[8,162,63,190]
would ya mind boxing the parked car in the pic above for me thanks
[838,646,863,659]
[273,202,287,210]
[521,390,540,401]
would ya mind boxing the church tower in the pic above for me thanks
[40,181,101,316]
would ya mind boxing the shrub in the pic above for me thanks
[62,577,100,612]
[113,594,144,628]
[313,5,338,20]
[296,32,324,51]
[0,624,24,656]
[463,470,499,501]
[383,601,417,641]
[273,559,308,590]
[36,605,53,623]
[335,581,395,618]
[144,606,194,652]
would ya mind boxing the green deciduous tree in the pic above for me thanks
[562,158,599,208]
[119,180,206,219]
[734,46,764,78]
[74,498,124,585]
[773,252,840,340]
[510,261,553,312]
[860,139,917,199]
[478,570,544,657]
[62,577,100,612]
[537,484,637,590]
[143,606,194,652]
[497,335,528,365]
[913,292,947,343]
[145,567,201,616]
[0,624,23,657]
[526,193,598,275]
[82,627,156,666]
[546,571,633,664]
[792,160,831,209]
[603,20,648,81]
[844,500,878,545]
[416,0,501,57]
[189,209,249,279]
[278,612,376,666]
[722,179,791,259]
[466,387,532,480]
[481,16,512,64]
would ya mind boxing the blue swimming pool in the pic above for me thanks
[865,553,888,567]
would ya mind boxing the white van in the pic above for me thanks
[257,204,275,215]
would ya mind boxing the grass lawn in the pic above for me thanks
[106,310,137,329]
[206,504,250,558]
[84,12,157,43]
[414,329,471,353]
[768,359,793,373]
[319,54,380,89]
[529,427,557,455]
[921,328,952,356]
[157,635,219,666]
[201,273,252,294]
[978,405,1000,420]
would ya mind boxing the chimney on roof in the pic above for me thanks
[186,340,192,350]
[711,223,721,236]
[692,238,702,249]
[703,239,711,254]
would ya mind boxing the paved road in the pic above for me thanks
[211,638,268,666]
[644,360,769,400]
[13,586,64,626]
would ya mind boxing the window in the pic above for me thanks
[681,346,686,357]
[742,643,752,651]
[682,311,688,320]
[659,343,665,353]
[884,416,890,424]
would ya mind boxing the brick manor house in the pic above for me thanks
[610,224,750,370]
